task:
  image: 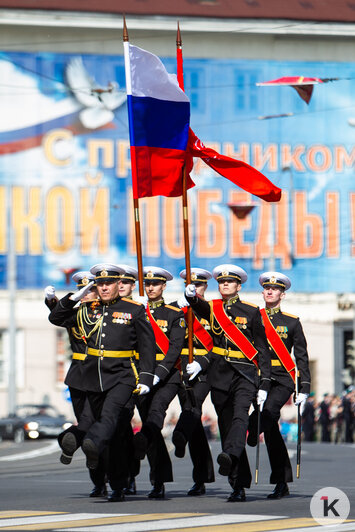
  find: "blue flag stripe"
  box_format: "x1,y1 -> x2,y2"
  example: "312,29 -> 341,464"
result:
128,95 -> 190,150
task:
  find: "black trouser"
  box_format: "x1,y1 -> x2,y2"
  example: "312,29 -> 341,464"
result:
249,381 -> 293,484
174,380 -> 214,483
86,383 -> 134,454
211,374 -> 256,489
137,381 -> 181,484
107,404 -> 139,490
68,387 -> 87,422
58,396 -> 106,489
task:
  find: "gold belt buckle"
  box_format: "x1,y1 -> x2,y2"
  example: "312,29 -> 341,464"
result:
225,348 -> 230,361
99,349 -> 104,360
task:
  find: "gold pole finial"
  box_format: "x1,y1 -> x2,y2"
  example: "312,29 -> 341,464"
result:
176,21 -> 182,48
123,15 -> 129,42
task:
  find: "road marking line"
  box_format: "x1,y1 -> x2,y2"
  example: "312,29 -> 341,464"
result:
0,441 -> 59,462
0,513 -> 201,530
0,513 -> 63,519
0,513 -> 128,528
162,517 -> 355,532
56,514 -> 285,532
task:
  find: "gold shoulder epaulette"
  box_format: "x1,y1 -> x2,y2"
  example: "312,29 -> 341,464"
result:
165,304 -> 181,312
240,300 -> 258,308
282,311 -> 298,319
122,297 -> 141,306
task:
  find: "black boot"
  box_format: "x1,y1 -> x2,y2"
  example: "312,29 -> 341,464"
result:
82,438 -> 99,470
89,485 -> 107,498
123,477 -> 136,495
107,489 -> 125,502
187,482 -> 206,496
217,452 -> 232,476
267,482 -> 289,499
148,482 -> 165,499
59,432 -> 77,465
227,486 -> 246,502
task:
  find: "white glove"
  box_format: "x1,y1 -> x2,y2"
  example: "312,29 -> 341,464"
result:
186,361 -> 202,380
257,389 -> 268,412
177,295 -> 189,309
136,383 -> 150,395
185,284 -> 196,297
44,285 -> 56,301
69,281 -> 95,302
135,295 -> 148,307
295,392 -> 309,415
153,375 -> 160,386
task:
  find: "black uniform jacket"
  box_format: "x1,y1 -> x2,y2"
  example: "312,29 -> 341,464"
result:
186,294 -> 271,392
46,297 -> 86,391
49,294 -> 156,392
169,300 -> 213,383
148,300 -> 186,384
263,308 -> 311,394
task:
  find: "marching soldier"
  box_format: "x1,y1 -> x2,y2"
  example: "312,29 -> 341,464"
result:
46,273 -> 108,497
185,264 -> 270,502
49,263 -> 156,502
170,268 -> 215,496
247,271 -> 311,499
111,264 -> 142,497
134,266 -> 186,499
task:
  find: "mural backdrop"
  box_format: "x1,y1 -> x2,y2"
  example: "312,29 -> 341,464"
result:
0,51 -> 354,292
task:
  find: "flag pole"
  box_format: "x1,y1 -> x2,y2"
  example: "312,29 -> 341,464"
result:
177,23 -> 193,365
123,16 -> 144,296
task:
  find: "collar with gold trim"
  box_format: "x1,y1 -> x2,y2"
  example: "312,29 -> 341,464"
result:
266,307 -> 280,315
148,299 -> 165,309
223,295 -> 240,306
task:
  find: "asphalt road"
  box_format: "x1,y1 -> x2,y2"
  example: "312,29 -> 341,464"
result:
0,438 -> 354,531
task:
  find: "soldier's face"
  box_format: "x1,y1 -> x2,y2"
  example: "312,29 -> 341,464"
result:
262,286 -> 285,308
144,280 -> 165,301
118,280 -> 135,297
193,282 -> 207,297
97,280 -> 120,302
218,279 -> 241,299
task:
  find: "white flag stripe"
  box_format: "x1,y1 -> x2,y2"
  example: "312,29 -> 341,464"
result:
123,41 -> 132,96
0,513 -> 132,527
60,514 -> 285,532
129,44 -> 189,103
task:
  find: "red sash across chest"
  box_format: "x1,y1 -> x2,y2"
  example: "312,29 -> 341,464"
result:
211,299 -> 258,367
146,305 -> 170,355
260,308 -> 296,382
181,306 -> 214,351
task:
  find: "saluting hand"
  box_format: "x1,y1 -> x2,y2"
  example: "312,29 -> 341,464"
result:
69,281 -> 95,302
44,285 -> 56,301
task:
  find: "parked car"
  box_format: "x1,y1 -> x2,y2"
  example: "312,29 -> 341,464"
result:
0,404 -> 72,443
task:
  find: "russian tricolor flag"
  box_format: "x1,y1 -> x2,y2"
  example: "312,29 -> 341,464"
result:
124,43 -> 193,198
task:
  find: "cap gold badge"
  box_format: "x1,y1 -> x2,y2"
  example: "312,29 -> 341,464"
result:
147,271 -> 154,279
82,277 -> 89,285
222,270 -> 229,277
101,269 -> 108,277
191,272 -> 197,281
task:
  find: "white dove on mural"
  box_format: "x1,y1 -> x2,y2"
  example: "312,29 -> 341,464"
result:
66,57 -> 126,129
